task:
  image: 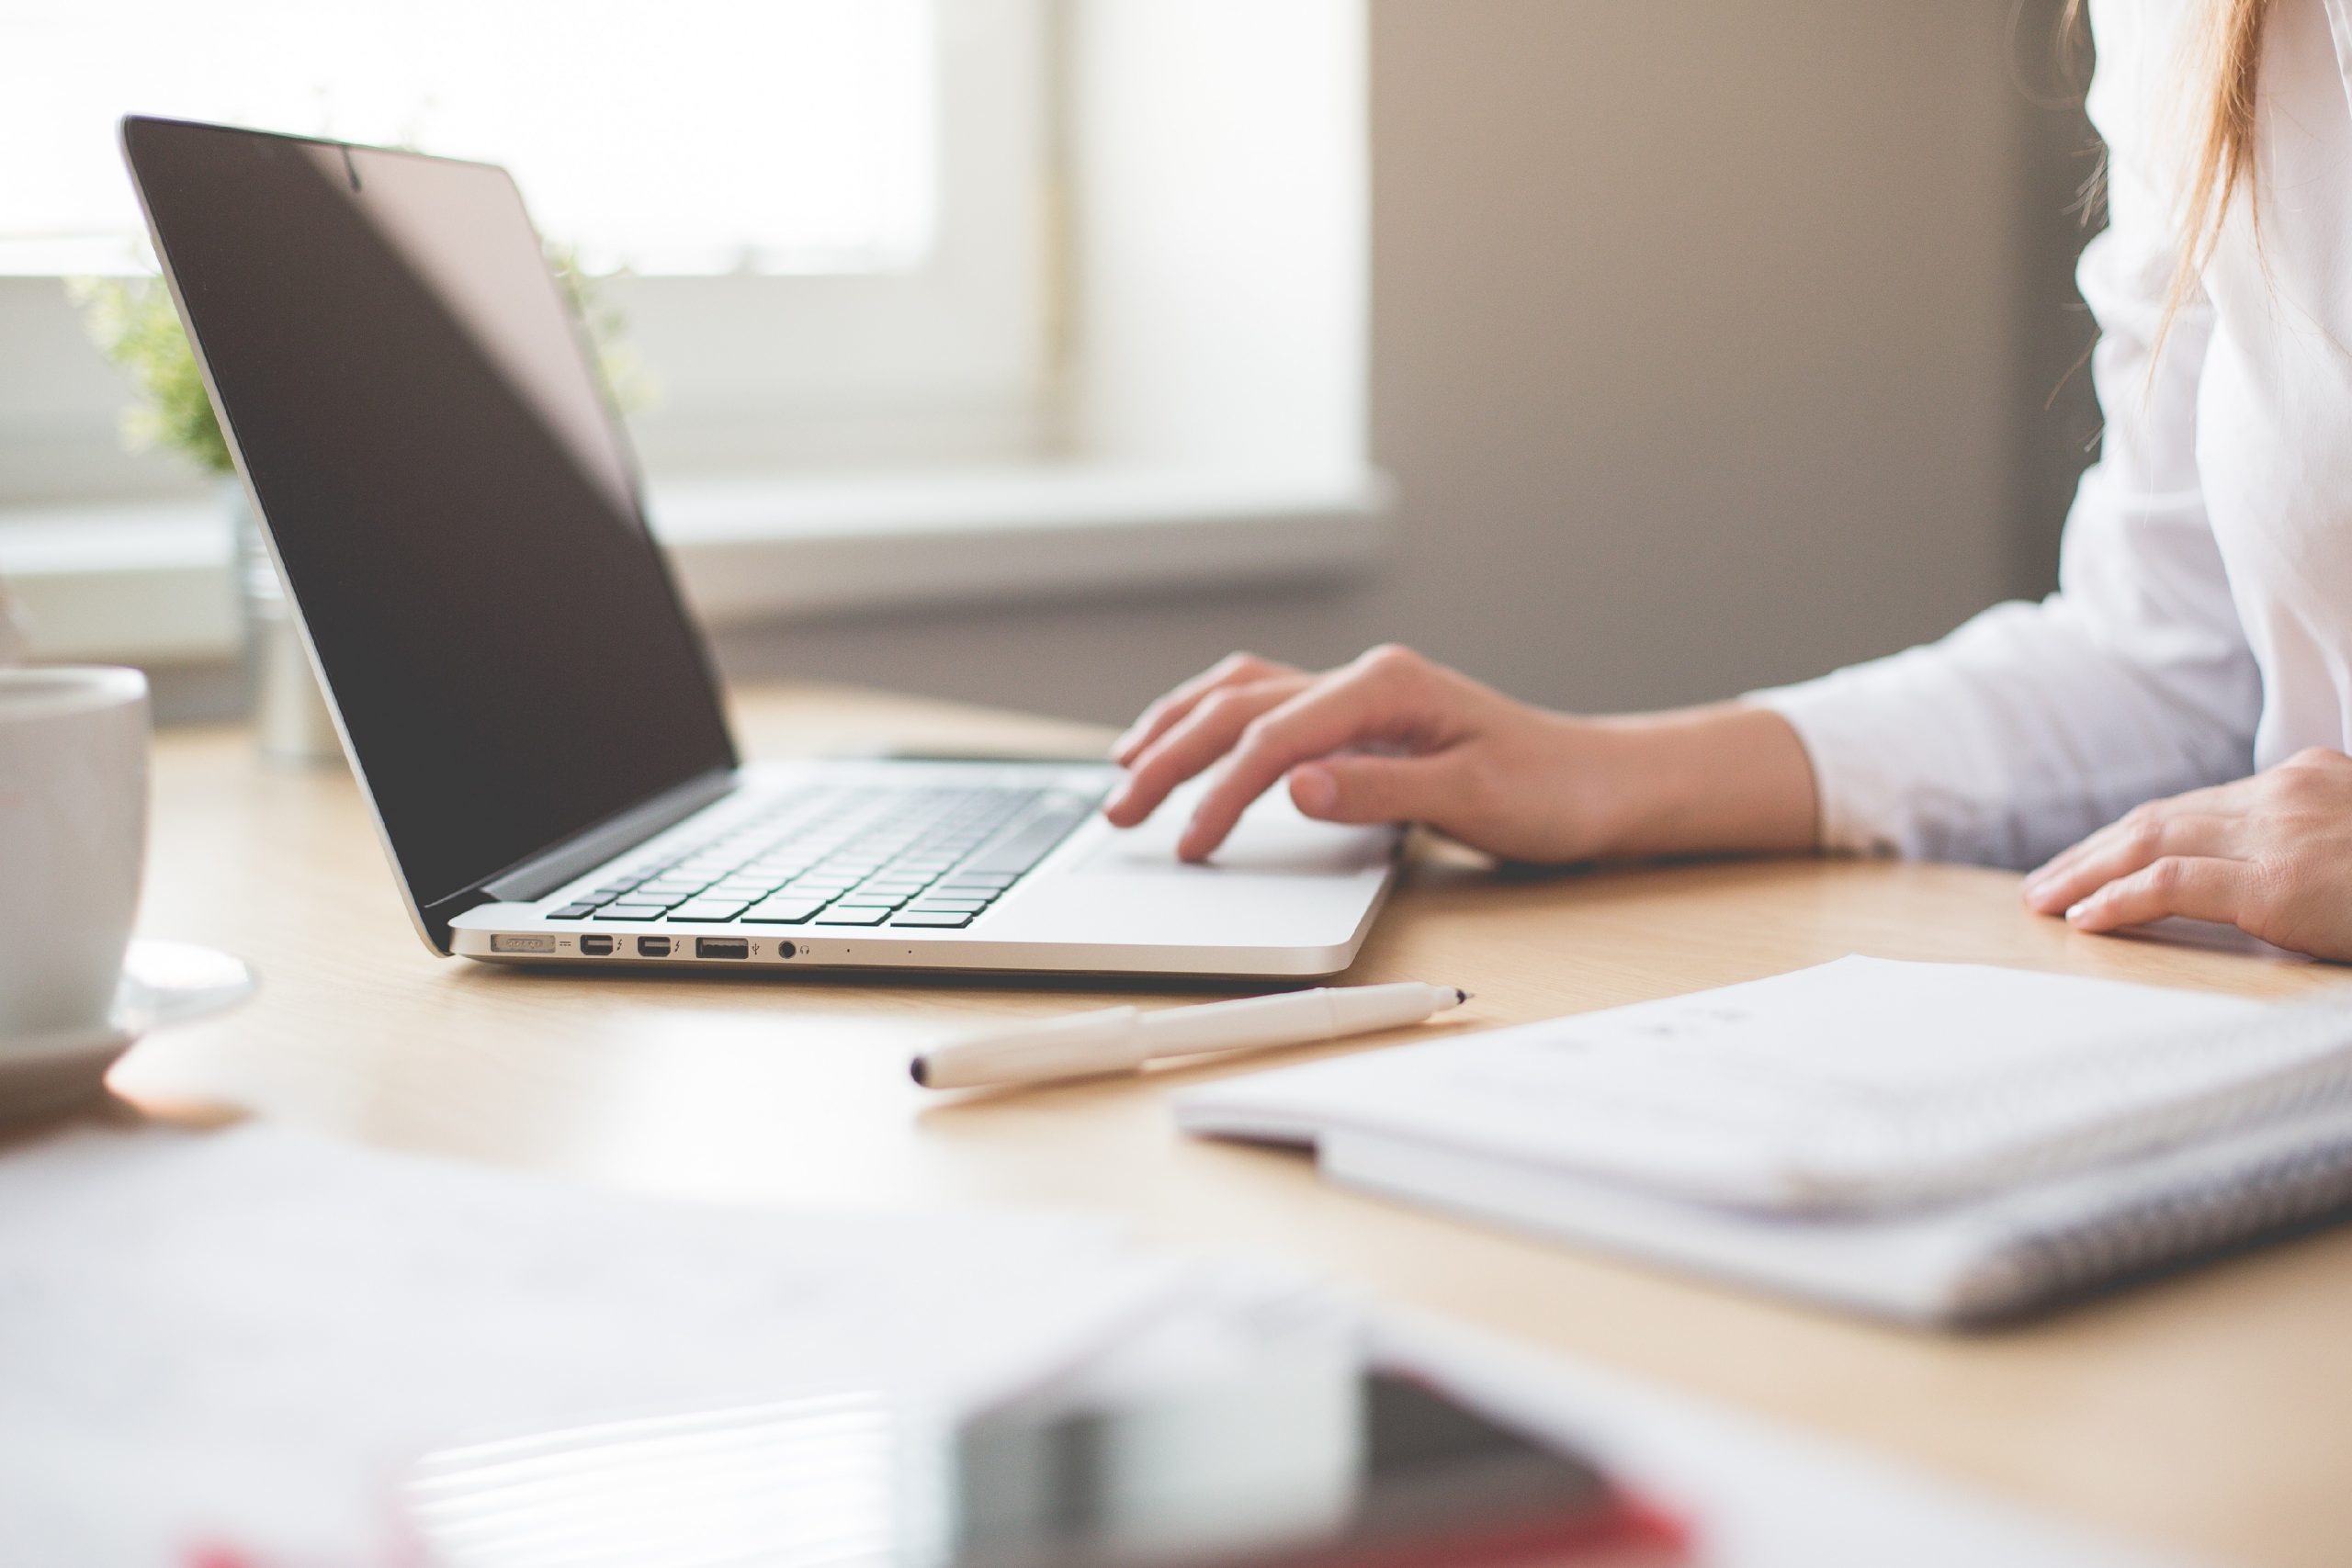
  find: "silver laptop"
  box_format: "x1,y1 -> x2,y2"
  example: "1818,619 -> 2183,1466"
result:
123,117 -> 1398,979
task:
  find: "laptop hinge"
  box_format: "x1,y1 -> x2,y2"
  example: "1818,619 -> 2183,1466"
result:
479,767 -> 739,907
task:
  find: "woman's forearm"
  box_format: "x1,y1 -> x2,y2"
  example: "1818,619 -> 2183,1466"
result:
1106,645 -> 1822,865
1582,703 -> 1821,860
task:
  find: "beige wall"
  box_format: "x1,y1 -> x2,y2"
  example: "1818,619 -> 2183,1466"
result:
714,1 -> 2098,729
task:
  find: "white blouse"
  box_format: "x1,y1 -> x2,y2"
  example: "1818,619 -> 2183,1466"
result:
1754,0 -> 2352,869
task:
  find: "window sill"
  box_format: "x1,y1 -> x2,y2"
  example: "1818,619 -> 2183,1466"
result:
0,465 -> 1392,665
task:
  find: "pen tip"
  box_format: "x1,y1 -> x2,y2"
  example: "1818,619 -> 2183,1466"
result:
909,1058 -> 930,1088
1453,988 -> 1470,1005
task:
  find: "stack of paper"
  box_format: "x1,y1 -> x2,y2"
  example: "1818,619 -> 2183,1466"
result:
1177,957 -> 2352,1325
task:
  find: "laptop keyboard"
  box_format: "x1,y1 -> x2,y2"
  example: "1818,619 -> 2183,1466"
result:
543,781 -> 1103,931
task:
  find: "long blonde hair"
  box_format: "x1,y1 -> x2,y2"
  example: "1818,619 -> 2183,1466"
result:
2065,0 -> 2272,351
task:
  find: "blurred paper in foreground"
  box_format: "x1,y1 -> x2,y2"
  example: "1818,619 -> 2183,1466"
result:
0,1123 -> 1186,1563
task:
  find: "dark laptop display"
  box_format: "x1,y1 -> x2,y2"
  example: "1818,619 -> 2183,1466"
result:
122,118 -> 734,937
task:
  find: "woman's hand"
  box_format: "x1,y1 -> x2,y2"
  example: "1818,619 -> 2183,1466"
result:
1103,646 -> 1606,863
1102,645 -> 1820,863
2022,748 -> 2352,960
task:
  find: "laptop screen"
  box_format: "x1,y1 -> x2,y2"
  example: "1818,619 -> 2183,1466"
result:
124,118 -> 736,922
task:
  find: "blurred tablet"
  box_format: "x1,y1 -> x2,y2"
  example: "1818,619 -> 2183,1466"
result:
950,1366 -> 1688,1568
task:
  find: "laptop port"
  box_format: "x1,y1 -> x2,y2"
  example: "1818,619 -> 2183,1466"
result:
695,937 -> 750,960
489,933 -> 557,953
636,935 -> 673,958
579,934 -> 615,956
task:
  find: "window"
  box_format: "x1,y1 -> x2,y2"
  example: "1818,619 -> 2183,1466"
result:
0,1 -> 1382,668
3,0 -> 939,277
0,0 -> 1049,500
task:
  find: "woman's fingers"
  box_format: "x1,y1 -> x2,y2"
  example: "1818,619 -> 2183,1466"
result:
2026,814 -> 2154,897
1178,649 -> 1444,861
1110,653 -> 1299,766
1103,676 -> 1306,827
1108,645 -> 1485,860
2022,811 -> 2242,915
2023,782 -> 2245,899
2064,855 -> 2252,933
1289,753 -> 1464,827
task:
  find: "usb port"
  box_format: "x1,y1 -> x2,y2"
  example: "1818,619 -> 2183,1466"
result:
579,934 -> 615,956
695,937 -> 750,960
636,935 -> 673,958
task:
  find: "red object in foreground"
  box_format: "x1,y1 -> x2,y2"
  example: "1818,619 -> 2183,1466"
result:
1242,1488 -> 1691,1568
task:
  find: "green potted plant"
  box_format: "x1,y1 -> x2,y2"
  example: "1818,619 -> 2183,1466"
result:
65,274 -> 236,477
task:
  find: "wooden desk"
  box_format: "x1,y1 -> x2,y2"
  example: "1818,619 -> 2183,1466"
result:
121,682 -> 2352,1568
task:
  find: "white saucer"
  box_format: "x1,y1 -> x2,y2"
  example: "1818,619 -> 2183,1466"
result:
0,940 -> 255,1122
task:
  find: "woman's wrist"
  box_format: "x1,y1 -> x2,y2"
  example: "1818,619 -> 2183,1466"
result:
1579,703 -> 1820,860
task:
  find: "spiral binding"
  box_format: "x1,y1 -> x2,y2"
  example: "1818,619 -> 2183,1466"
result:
1967,1118 -> 2352,1320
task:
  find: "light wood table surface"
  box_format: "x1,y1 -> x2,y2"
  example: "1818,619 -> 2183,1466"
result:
118,682 -> 2352,1568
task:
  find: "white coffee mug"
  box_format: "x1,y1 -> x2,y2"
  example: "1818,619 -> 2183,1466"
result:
0,667 -> 149,1042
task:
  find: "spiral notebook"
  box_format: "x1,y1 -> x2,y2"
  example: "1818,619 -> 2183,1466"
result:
1175,957 -> 2352,1325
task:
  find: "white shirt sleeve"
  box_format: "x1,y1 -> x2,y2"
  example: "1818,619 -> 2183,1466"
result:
1747,0 -> 2260,869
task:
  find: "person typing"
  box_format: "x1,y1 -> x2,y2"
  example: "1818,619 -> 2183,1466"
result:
1104,0 -> 2352,966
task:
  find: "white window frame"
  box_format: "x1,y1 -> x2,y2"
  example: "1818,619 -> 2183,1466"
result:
0,0 -> 1387,669
604,0 -> 1061,477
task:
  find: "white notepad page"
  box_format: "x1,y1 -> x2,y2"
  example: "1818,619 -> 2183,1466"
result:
1174,957 -> 2348,1213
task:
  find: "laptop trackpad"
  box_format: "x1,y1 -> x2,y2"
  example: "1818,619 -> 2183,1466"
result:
1070,782 -> 1396,878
